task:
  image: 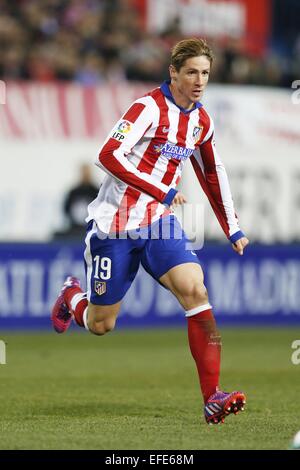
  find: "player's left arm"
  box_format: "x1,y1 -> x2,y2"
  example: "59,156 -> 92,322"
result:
231,236 -> 249,256
191,120 -> 249,254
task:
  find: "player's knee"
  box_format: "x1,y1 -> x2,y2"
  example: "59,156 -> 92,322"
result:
89,318 -> 116,336
179,281 -> 208,305
191,284 -> 208,306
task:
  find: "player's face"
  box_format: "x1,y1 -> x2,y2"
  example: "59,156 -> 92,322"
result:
169,55 -> 211,110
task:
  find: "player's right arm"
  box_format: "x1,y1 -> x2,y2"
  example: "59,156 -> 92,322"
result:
97,97 -> 177,207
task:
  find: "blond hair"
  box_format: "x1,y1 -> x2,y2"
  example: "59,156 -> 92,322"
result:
171,38 -> 214,71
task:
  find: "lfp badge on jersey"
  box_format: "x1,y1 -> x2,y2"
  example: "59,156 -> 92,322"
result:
118,120 -> 131,133
112,120 -> 132,142
193,126 -> 203,144
94,281 -> 106,296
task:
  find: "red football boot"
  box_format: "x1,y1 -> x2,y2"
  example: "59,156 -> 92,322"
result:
204,390 -> 246,424
51,276 -> 81,333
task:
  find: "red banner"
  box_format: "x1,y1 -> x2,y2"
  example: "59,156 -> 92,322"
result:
144,0 -> 271,56
225,0 -> 271,55
0,82 -> 151,140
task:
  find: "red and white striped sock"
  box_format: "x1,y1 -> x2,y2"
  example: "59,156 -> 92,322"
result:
186,304 -> 221,403
64,288 -> 88,328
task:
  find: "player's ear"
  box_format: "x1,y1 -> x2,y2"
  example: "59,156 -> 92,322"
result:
169,65 -> 177,81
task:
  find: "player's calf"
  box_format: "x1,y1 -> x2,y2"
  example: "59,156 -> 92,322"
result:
85,302 -> 120,336
88,317 -> 116,336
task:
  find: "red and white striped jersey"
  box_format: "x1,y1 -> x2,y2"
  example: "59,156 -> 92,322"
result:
87,81 -> 242,241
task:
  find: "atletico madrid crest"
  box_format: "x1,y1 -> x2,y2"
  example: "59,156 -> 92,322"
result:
94,280 -> 106,296
193,126 -> 203,143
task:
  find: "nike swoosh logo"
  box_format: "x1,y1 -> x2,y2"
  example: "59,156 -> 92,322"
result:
162,126 -> 170,133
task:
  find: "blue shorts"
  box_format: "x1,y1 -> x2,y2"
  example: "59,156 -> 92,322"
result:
84,215 -> 200,305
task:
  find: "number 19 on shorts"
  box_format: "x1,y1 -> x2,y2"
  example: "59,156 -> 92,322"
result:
93,256 -> 112,280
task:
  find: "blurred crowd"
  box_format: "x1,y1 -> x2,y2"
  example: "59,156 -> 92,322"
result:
0,0 -> 299,87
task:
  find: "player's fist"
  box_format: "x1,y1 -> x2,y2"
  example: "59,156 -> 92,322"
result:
232,236 -> 249,256
170,191 -> 187,208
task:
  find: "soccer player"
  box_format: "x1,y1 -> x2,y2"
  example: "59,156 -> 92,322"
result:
52,38 -> 249,425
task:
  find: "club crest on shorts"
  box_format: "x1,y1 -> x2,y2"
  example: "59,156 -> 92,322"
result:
94,280 -> 106,296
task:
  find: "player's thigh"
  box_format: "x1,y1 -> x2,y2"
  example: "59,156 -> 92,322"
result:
84,222 -> 142,305
142,216 -> 204,285
159,262 -> 204,293
141,216 -> 208,309
159,262 -> 208,309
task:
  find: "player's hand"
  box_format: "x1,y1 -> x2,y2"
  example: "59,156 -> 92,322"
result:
232,236 -> 249,256
170,192 -> 187,208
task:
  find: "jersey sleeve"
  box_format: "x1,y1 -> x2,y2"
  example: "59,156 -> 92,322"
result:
96,97 -> 177,206
191,116 -> 244,242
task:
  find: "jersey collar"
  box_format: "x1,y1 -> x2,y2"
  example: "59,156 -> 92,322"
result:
160,80 -> 203,114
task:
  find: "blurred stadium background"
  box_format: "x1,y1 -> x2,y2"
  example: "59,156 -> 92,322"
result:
0,0 -> 300,450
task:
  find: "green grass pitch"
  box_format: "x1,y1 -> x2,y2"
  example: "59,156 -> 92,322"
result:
0,327 -> 299,450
